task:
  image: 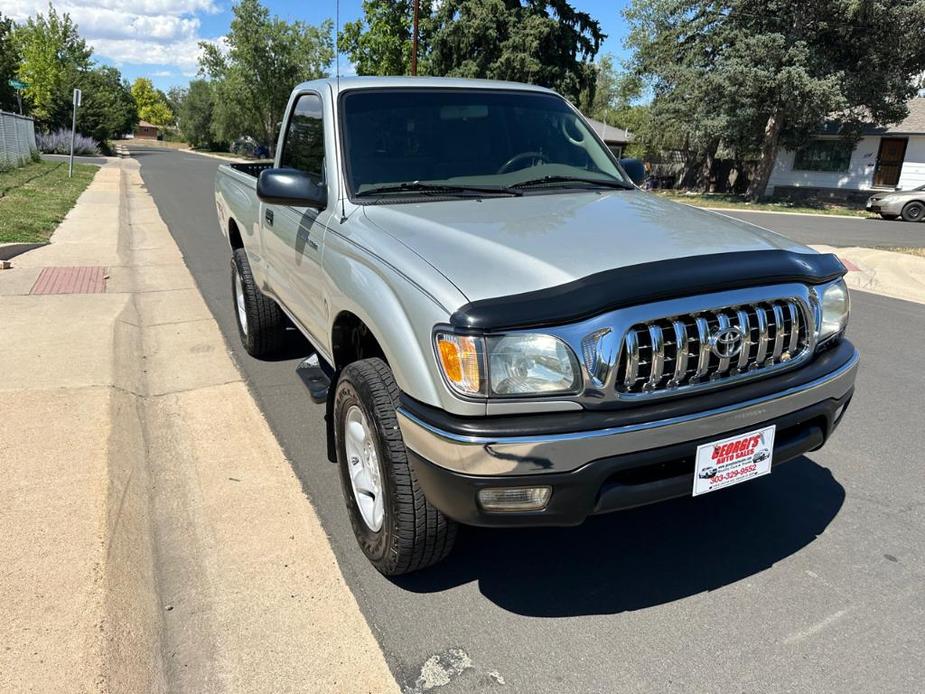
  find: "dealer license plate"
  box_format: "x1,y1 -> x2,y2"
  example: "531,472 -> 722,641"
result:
692,425 -> 776,497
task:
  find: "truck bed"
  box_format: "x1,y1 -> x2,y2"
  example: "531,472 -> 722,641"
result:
229,161 -> 274,178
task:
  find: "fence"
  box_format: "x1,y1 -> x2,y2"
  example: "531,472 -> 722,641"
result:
0,111 -> 37,170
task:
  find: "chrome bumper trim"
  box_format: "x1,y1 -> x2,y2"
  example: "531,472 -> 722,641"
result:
398,349 -> 859,476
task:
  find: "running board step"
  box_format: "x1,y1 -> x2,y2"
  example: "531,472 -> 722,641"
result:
296,354 -> 331,403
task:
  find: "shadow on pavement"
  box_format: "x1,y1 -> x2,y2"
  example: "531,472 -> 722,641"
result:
393,457 -> 843,617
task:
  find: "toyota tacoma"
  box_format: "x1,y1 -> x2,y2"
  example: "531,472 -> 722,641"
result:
215,77 -> 859,575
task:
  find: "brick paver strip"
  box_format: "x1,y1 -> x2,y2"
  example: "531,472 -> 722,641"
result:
30,266 -> 107,295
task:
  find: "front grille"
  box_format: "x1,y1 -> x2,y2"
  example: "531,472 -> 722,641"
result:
615,298 -> 811,396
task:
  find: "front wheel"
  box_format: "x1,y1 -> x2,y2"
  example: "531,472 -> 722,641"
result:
334,358 -> 457,575
901,201 -> 925,222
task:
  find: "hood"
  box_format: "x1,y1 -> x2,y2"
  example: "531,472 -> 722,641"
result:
362,189 -> 810,303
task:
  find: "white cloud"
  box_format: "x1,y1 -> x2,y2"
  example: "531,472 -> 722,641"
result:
1,0 -> 222,70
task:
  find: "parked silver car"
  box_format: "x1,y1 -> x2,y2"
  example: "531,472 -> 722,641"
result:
866,184 -> 925,222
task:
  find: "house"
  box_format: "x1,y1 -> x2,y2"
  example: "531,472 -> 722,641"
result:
769,98 -> 925,201
582,116 -> 634,158
133,121 -> 160,139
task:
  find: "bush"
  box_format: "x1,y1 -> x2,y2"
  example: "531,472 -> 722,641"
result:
36,129 -> 101,156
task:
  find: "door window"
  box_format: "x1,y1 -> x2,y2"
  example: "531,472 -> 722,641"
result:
279,93 -> 325,182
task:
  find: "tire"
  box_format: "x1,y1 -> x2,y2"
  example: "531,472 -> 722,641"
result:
880,213 -> 899,221
901,201 -> 925,222
334,358 -> 457,575
231,248 -> 285,357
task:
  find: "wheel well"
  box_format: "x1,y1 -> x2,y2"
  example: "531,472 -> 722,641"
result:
228,218 -> 243,250
325,312 -> 388,463
331,311 -> 387,370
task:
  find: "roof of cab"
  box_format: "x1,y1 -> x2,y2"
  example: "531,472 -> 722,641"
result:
292,75 -> 559,96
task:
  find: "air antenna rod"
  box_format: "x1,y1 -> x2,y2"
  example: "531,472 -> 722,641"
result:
335,0 -> 346,222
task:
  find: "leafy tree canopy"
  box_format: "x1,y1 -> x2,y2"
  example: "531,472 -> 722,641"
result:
0,14 -> 20,112
340,0 -> 434,76
199,0 -> 333,147
77,66 -> 136,142
425,0 -> 604,106
179,80 -> 218,149
625,0 -> 925,198
12,4 -> 91,128
131,77 -> 174,127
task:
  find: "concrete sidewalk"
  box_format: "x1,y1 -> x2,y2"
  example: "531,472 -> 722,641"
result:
0,158 -> 398,692
811,244 -> 925,305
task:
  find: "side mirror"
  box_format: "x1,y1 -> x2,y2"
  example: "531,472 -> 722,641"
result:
619,158 -> 646,187
257,168 -> 327,209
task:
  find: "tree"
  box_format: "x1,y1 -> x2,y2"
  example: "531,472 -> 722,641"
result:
425,0 -> 604,106
178,80 -> 216,148
76,67 -> 136,142
625,0 -> 925,199
0,14 -> 20,112
166,86 -> 187,117
13,4 -> 92,128
340,0 -> 433,76
199,0 -> 333,147
131,77 -> 174,126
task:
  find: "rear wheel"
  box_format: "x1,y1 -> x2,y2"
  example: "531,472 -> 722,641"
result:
334,358 -> 457,575
901,201 -> 925,222
231,248 -> 285,357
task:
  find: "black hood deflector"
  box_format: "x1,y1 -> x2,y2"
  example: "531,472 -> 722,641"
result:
449,250 -> 846,331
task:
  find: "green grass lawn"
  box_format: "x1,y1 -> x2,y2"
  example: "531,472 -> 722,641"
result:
0,160 -> 97,244
655,191 -> 874,219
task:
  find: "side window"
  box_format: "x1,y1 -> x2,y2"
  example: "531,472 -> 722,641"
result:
279,93 -> 325,182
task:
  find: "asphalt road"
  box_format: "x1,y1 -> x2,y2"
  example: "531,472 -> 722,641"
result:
718,209 -> 925,249
136,147 -> 924,693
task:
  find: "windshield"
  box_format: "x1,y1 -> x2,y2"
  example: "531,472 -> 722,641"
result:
340,88 -> 630,198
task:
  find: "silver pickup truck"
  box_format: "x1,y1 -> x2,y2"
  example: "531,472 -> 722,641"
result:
215,76 -> 859,575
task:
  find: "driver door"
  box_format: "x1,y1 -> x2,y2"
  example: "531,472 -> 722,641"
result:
262,92 -> 332,346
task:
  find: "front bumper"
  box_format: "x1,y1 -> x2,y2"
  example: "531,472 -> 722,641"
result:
398,342 -> 858,527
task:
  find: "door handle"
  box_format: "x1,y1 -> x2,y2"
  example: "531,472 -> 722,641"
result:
264,208 -> 274,227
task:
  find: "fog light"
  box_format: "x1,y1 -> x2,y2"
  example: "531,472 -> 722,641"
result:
478,486 -> 552,512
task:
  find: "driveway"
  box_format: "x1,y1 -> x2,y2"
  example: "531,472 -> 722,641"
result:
136,148 -> 924,692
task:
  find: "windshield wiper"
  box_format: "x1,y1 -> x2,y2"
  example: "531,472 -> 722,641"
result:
511,175 -> 634,191
356,181 -> 522,198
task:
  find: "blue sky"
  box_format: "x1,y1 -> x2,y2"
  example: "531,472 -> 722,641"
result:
1,0 -> 633,92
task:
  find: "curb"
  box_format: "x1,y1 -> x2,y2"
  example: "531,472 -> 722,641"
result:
178,148 -> 247,163
699,206 -> 873,221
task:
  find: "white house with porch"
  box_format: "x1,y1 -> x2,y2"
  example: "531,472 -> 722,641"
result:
768,97 -> 925,200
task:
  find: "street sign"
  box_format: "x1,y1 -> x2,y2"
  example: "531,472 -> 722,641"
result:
8,79 -> 27,90
69,88 -> 82,177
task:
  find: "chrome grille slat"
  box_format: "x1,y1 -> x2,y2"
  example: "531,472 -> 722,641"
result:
670,320 -> 688,386
623,329 -> 639,389
771,304 -> 785,360
735,309 -> 751,372
615,296 -> 812,397
787,302 -> 800,355
692,316 -> 711,382
646,324 -> 665,390
754,307 -> 769,365
714,313 -> 732,375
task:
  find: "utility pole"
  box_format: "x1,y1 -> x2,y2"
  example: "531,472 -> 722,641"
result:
411,0 -> 419,76
69,88 -> 81,178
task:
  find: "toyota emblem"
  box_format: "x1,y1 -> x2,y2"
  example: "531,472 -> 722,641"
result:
709,325 -> 745,359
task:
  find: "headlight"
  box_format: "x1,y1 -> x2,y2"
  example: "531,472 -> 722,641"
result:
434,331 -> 581,397
487,334 -> 581,396
818,279 -> 850,342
